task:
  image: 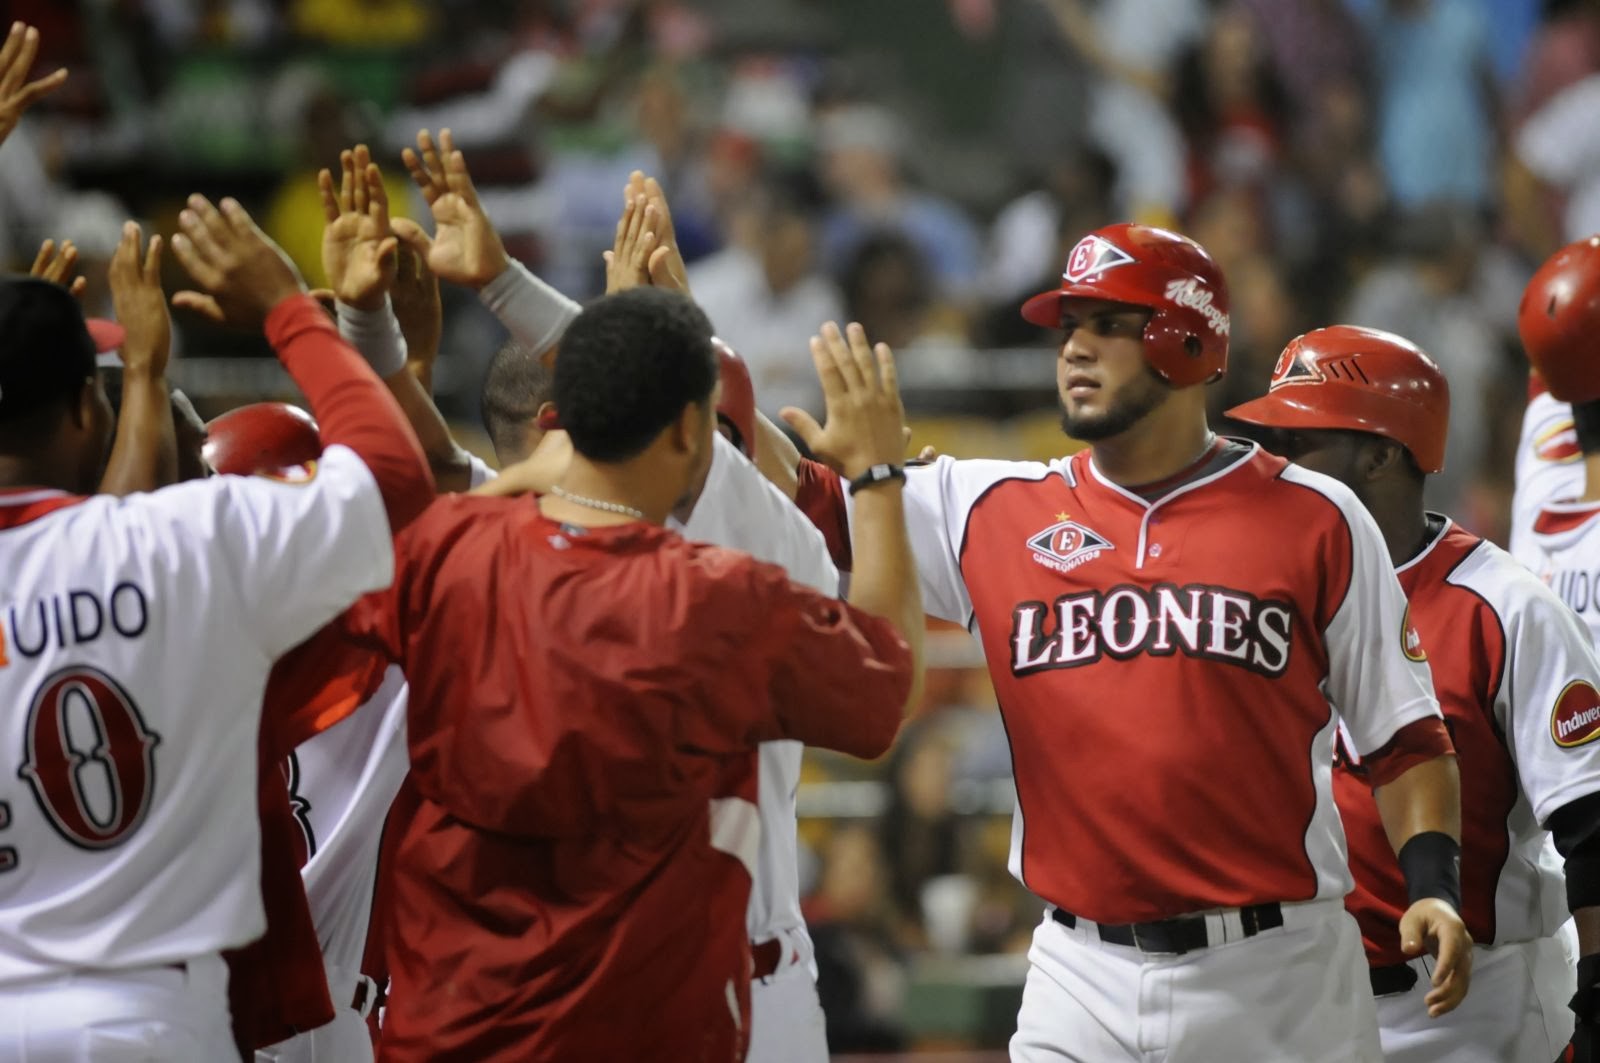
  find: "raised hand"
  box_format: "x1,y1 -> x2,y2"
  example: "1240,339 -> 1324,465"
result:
781,321 -> 908,479
0,23 -> 67,148
401,128 -> 509,289
29,238 -> 85,298
631,171 -> 691,294
603,192 -> 660,295
107,222 -> 170,379
390,217 -> 443,386
319,144 -> 399,311
170,195 -> 306,327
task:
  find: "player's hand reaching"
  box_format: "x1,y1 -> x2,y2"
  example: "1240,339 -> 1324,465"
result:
30,238 -> 86,298
633,171 -> 692,295
603,191 -> 661,295
390,217 -> 444,386
402,128 -> 510,290
0,22 -> 67,148
107,222 -> 170,380
1398,898 -> 1473,1017
171,195 -> 305,327
782,321 -> 908,481
319,144 -> 399,312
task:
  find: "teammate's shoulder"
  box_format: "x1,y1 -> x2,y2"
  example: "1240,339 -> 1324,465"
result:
913,453 -> 1057,496
1446,529 -> 1571,617
1266,459 -> 1370,523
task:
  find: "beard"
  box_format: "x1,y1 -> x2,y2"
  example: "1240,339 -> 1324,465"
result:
1059,366 -> 1171,442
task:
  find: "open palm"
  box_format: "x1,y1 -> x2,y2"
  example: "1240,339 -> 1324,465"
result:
319,145 -> 397,311
402,128 -> 508,289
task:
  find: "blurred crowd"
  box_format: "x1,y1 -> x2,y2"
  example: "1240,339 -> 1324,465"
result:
8,0 -> 1599,1050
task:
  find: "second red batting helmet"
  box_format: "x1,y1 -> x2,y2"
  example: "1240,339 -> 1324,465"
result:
1225,325 -> 1449,473
713,338 -> 756,458
1021,222 -> 1230,388
203,402 -> 323,476
1518,235 -> 1600,404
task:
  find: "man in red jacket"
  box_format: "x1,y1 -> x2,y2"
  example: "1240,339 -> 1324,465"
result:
340,286 -> 923,1061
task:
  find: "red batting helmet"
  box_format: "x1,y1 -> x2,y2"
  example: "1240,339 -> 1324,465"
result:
1518,235 -> 1600,404
1021,222 -> 1230,388
712,338 -> 756,458
1225,325 -> 1449,473
203,402 -> 323,476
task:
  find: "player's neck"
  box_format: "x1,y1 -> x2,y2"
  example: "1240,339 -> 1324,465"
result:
1581,453 -> 1600,503
0,455 -> 81,495
1088,408 -> 1215,488
1363,483 -> 1431,567
539,457 -> 675,527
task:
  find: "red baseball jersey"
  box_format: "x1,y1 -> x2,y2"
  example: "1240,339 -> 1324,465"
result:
1336,518 -> 1599,966
852,443 -> 1441,924
337,495 -> 912,1062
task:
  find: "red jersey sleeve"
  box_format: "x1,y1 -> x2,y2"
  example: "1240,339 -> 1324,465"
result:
695,548 -> 912,760
794,458 -> 852,571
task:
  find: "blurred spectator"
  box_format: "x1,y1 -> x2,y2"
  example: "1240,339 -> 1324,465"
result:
1210,253 -> 1308,442
1034,0 -> 1203,221
979,145 -> 1118,307
688,172 -> 841,417
805,825 -> 909,1054
1514,0 -> 1600,121
879,715 -> 967,951
290,0 -> 433,47
1236,0 -> 1366,128
1172,4 -> 1289,202
840,231 -> 935,354
816,103 -> 981,296
1342,201 -> 1527,520
1510,70 -> 1600,254
1353,0 -> 1500,210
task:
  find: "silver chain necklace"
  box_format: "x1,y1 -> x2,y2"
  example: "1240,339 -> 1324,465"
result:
548,484 -> 645,520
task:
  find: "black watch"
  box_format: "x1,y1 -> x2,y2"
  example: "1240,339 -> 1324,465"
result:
848,463 -> 907,495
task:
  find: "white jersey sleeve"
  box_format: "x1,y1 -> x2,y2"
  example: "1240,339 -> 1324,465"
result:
147,444 -> 396,659
1463,545 -> 1600,824
466,452 -> 497,491
1281,465 -> 1442,755
1510,391 -> 1586,572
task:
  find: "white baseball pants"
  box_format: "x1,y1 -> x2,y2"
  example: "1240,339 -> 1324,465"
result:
1373,935 -> 1573,1062
748,962 -> 829,1063
0,952 -> 234,1061
1011,899 -> 1382,1062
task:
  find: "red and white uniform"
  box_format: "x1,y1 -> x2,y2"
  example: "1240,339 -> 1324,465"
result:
335,491 -> 910,1062
677,435 -> 837,1062
1338,517 -> 1595,1060
1510,384 -> 1584,574
812,441 -> 1443,1060
0,451 -> 394,1059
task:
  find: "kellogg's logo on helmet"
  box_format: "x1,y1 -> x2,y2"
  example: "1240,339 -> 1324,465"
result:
1164,279 -> 1229,338
1064,234 -> 1136,284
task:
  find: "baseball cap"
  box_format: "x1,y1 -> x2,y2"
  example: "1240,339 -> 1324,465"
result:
0,277 -> 125,420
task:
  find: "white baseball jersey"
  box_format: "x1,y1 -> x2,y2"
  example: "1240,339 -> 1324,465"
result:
676,433 -> 838,965
1510,387 -> 1584,573
0,447 -> 393,985
843,443 -> 1440,922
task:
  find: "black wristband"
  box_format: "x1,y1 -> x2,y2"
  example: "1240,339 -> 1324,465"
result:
1397,831 -> 1461,909
848,463 -> 906,495
1574,954 -> 1600,1021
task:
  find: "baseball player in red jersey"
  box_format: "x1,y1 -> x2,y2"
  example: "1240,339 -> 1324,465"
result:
0,194 -> 433,1060
1229,324 -> 1600,1061
328,287 -> 921,1061
786,223 -> 1471,1060
1507,236 -> 1600,1062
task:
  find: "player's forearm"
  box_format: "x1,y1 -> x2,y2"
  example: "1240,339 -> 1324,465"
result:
753,410 -> 801,500
267,293 -> 435,529
384,367 -> 474,494
98,368 -> 178,495
478,259 -> 579,353
844,485 -> 925,714
1374,755 -> 1462,850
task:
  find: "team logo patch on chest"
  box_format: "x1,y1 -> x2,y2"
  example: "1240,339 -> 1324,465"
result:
1027,517 -> 1113,574
1552,681 -> 1600,748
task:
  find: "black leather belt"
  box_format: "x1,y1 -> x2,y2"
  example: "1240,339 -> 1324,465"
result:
1050,902 -> 1284,955
1368,963 -> 1419,997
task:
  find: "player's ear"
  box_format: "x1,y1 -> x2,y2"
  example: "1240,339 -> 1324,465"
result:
1363,439 -> 1405,483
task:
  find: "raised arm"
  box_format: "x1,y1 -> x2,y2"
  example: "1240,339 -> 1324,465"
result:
170,193 -> 434,530
0,22 -> 66,150
98,223 -> 177,494
319,142 -> 477,492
